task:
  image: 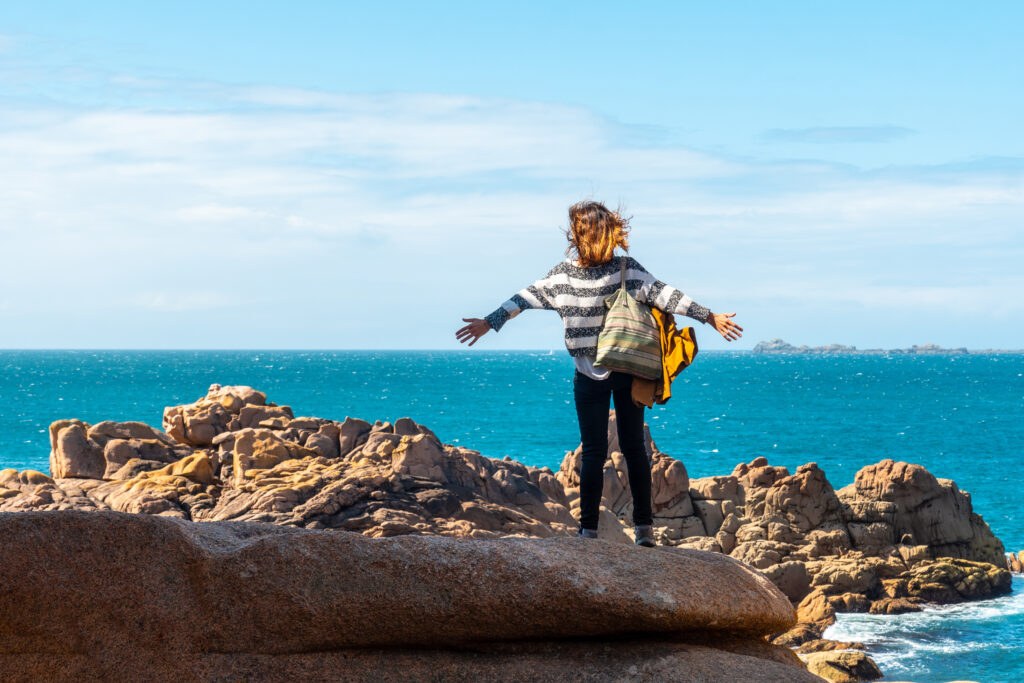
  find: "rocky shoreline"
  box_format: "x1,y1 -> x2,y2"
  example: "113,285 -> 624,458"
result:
0,384 -> 1016,682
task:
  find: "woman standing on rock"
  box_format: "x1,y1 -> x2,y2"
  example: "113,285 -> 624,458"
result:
455,201 -> 743,546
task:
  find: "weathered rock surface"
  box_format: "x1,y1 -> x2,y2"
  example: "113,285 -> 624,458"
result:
0,510 -> 811,682
1,384 -> 1013,682
839,459 -> 1005,565
48,418 -> 194,480
1007,550 -> 1023,573
800,649 -> 883,682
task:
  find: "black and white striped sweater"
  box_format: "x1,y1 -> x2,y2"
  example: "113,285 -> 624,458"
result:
484,256 -> 711,358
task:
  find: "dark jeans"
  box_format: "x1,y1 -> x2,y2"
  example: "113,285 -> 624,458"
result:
573,369 -> 653,530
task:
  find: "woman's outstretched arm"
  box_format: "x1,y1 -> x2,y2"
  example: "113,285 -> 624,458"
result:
456,275 -> 555,347
630,258 -> 743,342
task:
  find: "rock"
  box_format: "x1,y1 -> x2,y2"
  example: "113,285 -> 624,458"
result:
107,458 -> 169,480
885,557 -> 1012,603
800,650 -> 883,682
797,588 -> 837,625
5,385 -> 1016,683
762,560 -> 812,602
763,463 -> 844,533
0,469 -> 106,513
225,428 -> 319,485
772,622 -> 824,648
827,592 -> 871,613
162,384 -> 283,446
803,527 -> 854,557
337,416 -> 373,456
676,536 -> 723,553
694,498 -> 726,536
88,453 -> 218,518
847,459 -> 1005,565
736,521 -> 767,543
732,456 -> 790,489
808,557 -> 881,596
203,431 -> 579,541
869,597 -> 923,615
690,475 -> 742,503
1008,551 -> 1024,573
731,540 -> 794,570
49,421 -> 104,479
795,639 -> 867,654
897,542 -> 932,566
0,510 -> 815,682
48,418 -> 192,481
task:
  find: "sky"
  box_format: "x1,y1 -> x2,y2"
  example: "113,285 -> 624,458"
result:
1,1 -> 1021,350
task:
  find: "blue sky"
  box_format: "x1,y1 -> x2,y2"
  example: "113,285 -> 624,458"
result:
1,1 -> 1021,350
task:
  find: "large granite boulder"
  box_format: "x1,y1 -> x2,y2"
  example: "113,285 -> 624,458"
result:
840,458 -> 1005,566
48,419 -> 193,480
0,510 -> 813,682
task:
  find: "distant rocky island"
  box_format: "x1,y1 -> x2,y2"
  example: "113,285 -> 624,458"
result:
752,338 -> 987,355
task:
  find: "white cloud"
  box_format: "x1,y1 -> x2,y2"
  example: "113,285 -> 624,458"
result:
124,290 -> 240,312
0,72 -> 1021,347
176,205 -> 267,223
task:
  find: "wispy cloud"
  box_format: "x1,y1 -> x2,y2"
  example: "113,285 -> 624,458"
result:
0,65 -> 1021,348
762,125 -> 915,144
125,290 -> 241,312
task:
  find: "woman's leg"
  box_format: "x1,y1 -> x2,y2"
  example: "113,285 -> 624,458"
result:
610,372 -> 654,527
573,370 -> 612,531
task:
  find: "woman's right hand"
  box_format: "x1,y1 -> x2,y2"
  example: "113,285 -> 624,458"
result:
707,311 -> 743,341
456,317 -> 492,346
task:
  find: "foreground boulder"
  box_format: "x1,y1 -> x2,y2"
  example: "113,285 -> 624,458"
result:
0,384 -> 1012,681
0,510 -> 813,682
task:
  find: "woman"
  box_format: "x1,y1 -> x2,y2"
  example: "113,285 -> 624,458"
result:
455,201 -> 743,547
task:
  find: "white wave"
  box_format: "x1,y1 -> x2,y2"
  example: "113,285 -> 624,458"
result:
823,576 -> 1024,680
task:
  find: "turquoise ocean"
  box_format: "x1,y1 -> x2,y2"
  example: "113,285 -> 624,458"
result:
1,350 -> 1022,682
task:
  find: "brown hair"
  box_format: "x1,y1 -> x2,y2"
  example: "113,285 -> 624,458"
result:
564,200 -> 631,267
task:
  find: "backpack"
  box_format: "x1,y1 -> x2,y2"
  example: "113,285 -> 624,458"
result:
593,257 -> 663,380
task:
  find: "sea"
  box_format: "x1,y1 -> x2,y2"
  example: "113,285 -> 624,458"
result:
1,349 -> 1022,682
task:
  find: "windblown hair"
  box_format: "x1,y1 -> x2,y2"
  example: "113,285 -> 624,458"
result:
564,200 -> 631,267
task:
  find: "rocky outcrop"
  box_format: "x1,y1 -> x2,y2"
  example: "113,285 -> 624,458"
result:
1,384 -> 1013,682
800,650 -> 883,682
48,418 -> 194,479
1008,550 -> 1024,573
0,510 -> 812,682
839,459 -> 1005,565
3,385 -> 580,542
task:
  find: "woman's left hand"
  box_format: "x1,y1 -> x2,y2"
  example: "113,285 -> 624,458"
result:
455,317 -> 491,346
708,312 -> 743,341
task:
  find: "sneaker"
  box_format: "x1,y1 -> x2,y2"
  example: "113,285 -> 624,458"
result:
577,527 -> 598,539
634,525 -> 656,548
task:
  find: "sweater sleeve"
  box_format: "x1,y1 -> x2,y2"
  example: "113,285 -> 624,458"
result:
484,276 -> 556,333
630,258 -> 711,324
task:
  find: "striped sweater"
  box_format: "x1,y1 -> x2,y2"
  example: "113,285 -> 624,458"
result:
484,256 -> 711,358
